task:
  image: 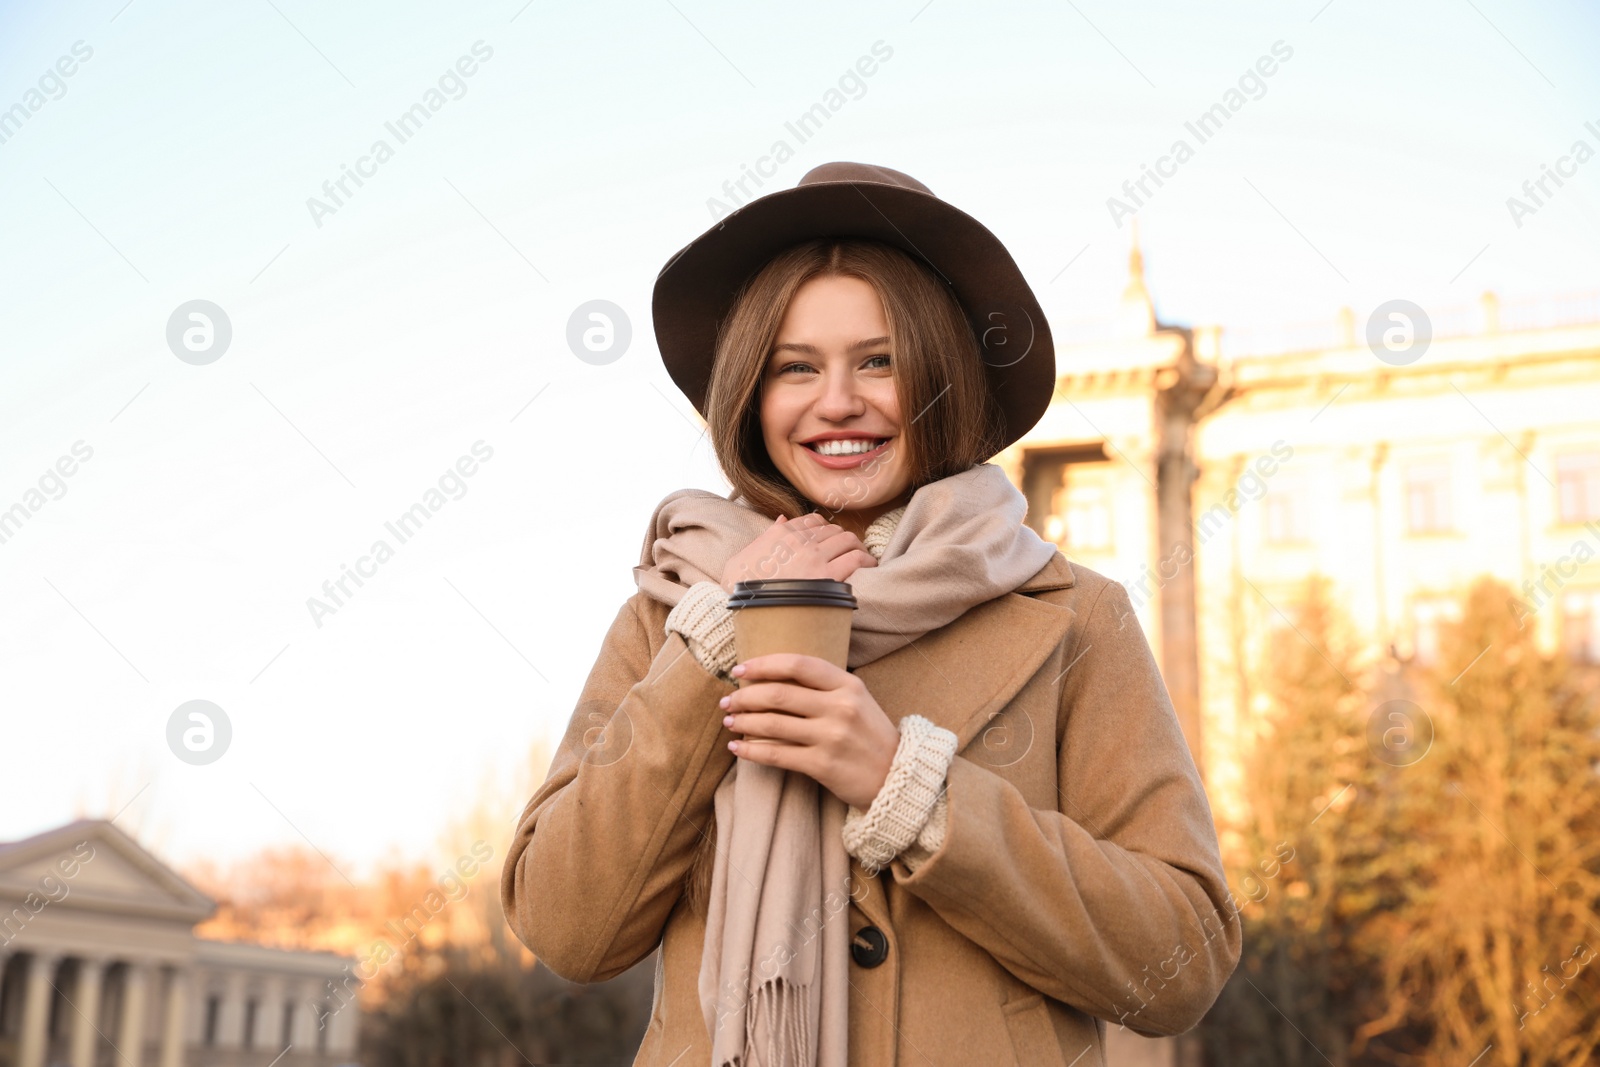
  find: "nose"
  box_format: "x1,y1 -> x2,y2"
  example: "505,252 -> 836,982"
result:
813,365 -> 865,421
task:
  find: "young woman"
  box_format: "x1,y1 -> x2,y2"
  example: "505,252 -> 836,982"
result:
501,162 -> 1240,1067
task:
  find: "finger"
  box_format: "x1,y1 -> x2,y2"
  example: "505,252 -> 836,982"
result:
792,520 -> 841,544
730,736 -> 803,768
827,551 -> 876,582
725,710 -> 818,745
726,680 -> 823,718
749,521 -> 804,565
735,653 -> 851,692
811,530 -> 865,557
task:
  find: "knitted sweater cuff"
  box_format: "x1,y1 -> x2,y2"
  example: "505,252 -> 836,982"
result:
841,715 -> 956,876
900,792 -> 948,873
664,580 -> 737,682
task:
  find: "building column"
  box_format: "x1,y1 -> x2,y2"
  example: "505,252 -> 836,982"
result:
289,985 -> 322,1049
327,988 -> 360,1054
71,956 -> 108,1067
253,975 -> 285,1050
1370,441 -> 1391,645
159,967 -> 189,1067
1155,341 -> 1218,772
118,960 -> 149,1067
214,971 -> 246,1048
18,951 -> 62,1067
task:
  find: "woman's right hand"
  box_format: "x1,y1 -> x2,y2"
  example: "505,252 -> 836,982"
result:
720,513 -> 877,594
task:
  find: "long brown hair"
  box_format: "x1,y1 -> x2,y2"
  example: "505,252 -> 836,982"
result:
703,237 -> 1006,522
682,238 -> 1005,919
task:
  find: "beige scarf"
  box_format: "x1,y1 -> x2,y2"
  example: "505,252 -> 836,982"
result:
633,461 -> 1057,1067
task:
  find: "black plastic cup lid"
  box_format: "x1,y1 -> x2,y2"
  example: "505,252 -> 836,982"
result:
727,578 -> 857,611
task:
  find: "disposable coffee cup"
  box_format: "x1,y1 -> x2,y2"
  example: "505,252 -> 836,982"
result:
726,580 -> 857,742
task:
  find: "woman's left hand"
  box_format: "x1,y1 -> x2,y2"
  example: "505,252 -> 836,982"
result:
720,653 -> 901,811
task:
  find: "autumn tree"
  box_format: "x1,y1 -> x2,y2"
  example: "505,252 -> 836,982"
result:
361,943 -> 655,1066
1202,573 -> 1391,1066
1353,577 -> 1600,1066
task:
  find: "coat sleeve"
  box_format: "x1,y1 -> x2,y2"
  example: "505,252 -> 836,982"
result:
887,577 -> 1242,1036
500,592 -> 737,983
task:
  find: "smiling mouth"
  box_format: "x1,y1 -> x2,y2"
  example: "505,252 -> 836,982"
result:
803,437 -> 892,456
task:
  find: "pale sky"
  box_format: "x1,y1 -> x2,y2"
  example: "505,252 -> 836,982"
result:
3,0 -> 1598,876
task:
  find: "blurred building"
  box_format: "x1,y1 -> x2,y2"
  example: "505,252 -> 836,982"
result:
994,240 -> 1600,1067
0,819 -> 358,1067
996,236 -> 1600,823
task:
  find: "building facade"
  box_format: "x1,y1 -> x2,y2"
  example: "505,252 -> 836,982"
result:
0,819 -> 358,1067
994,239 -> 1600,828
991,246 -> 1600,1067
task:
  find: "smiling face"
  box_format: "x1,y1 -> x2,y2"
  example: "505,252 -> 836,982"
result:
759,274 -> 914,530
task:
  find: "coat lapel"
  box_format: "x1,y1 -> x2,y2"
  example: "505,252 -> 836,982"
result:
852,553 -> 1077,752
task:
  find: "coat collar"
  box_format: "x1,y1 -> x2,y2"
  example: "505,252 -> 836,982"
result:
1016,550 -> 1075,593
853,551 -> 1077,752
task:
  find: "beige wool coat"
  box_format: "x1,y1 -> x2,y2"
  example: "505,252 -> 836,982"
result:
501,551 -> 1242,1066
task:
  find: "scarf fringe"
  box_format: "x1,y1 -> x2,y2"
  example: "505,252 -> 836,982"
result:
717,976 -> 812,1067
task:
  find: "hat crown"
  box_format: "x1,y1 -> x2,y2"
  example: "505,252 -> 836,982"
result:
796,161 -> 934,197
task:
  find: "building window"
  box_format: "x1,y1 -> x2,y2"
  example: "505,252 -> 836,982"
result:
1561,589 -> 1600,663
1405,461 -> 1453,534
1044,465 -> 1112,551
204,995 -> 221,1046
283,1000 -> 296,1046
244,998 -> 258,1046
1263,478 -> 1310,545
1557,452 -> 1600,524
1065,483 -> 1112,550
1021,445 -> 1111,544
1411,596 -> 1459,666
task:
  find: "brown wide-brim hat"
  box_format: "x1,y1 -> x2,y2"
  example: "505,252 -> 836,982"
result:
652,161 -> 1055,455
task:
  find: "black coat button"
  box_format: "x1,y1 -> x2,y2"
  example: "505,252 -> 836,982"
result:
851,925 -> 889,968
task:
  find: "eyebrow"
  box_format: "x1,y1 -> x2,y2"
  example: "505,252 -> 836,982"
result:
770,336 -> 891,356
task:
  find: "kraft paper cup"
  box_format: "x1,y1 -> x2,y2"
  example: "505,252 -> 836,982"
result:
726,578 -> 857,745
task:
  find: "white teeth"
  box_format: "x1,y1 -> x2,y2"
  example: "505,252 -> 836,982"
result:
811,438 -> 883,456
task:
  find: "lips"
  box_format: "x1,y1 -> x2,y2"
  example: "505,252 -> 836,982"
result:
801,438 -> 893,470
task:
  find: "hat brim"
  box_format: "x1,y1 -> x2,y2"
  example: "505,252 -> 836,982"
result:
651,179 -> 1054,455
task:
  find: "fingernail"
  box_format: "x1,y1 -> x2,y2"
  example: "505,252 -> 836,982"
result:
722,715 -> 733,727
731,664 -> 746,677
728,740 -> 739,752
718,695 -> 730,708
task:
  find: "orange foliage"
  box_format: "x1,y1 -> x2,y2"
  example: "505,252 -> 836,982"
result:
185,845 -> 499,995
